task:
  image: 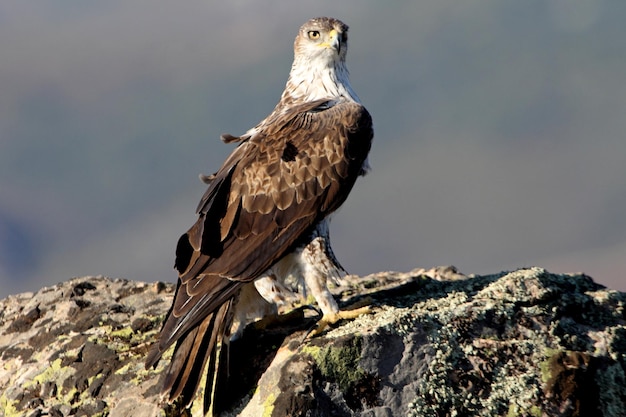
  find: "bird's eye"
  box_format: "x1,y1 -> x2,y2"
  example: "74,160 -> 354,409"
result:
308,30 -> 320,40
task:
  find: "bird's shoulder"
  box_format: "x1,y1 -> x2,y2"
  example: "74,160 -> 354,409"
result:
230,100 -> 369,199
219,98 -> 371,147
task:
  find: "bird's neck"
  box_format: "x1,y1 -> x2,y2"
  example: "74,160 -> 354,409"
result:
278,58 -> 360,107
243,57 -> 360,139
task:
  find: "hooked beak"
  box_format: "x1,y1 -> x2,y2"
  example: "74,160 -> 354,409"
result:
320,29 -> 341,54
329,29 -> 341,53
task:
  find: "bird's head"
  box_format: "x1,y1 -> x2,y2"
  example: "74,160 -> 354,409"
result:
279,17 -> 359,105
294,17 -> 349,66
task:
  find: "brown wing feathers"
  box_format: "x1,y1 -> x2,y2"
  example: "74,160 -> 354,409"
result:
147,99 -> 373,412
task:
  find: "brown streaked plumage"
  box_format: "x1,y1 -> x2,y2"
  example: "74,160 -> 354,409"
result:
146,17 -> 373,415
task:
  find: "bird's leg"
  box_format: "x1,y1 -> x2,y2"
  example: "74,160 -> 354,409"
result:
303,267 -> 372,337
245,275 -> 319,332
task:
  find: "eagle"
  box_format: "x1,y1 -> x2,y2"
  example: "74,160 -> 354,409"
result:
146,16 -> 373,415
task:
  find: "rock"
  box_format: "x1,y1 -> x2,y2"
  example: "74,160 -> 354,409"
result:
0,277 -> 171,417
1,267 -> 625,417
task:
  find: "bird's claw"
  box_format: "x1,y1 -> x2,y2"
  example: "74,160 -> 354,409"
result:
306,304 -> 372,338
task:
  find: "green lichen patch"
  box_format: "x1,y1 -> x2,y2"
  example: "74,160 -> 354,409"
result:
303,336 -> 380,410
305,337 -> 366,392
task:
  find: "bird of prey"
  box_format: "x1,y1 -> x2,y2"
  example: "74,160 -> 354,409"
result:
146,16 -> 373,415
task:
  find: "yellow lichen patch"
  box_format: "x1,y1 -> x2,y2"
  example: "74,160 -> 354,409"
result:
62,386 -> 80,405
23,358 -> 65,389
110,326 -> 135,339
0,394 -> 20,417
530,405 -> 542,416
506,403 -> 519,417
115,361 -> 157,386
506,401 -> 543,417
87,325 -> 113,343
3,356 -> 21,372
262,392 -> 276,417
114,362 -> 135,376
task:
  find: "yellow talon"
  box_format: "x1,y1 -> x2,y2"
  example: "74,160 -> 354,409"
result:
308,301 -> 373,337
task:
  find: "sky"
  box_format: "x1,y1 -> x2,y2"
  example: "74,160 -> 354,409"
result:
1,0 -> 625,297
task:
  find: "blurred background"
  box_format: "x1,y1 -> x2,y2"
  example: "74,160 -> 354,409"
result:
1,1 -> 625,297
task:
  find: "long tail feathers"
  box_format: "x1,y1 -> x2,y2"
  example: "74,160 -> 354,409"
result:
149,299 -> 234,415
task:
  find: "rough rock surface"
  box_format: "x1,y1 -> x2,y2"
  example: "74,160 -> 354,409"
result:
1,267 -> 625,417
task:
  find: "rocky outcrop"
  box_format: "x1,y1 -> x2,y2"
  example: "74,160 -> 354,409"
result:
1,267 -> 625,417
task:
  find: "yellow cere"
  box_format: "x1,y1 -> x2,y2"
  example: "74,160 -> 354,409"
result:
319,29 -> 338,49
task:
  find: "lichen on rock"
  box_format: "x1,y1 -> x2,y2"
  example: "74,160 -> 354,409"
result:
236,267 -> 626,417
1,267 -> 625,417
0,276 -> 174,417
